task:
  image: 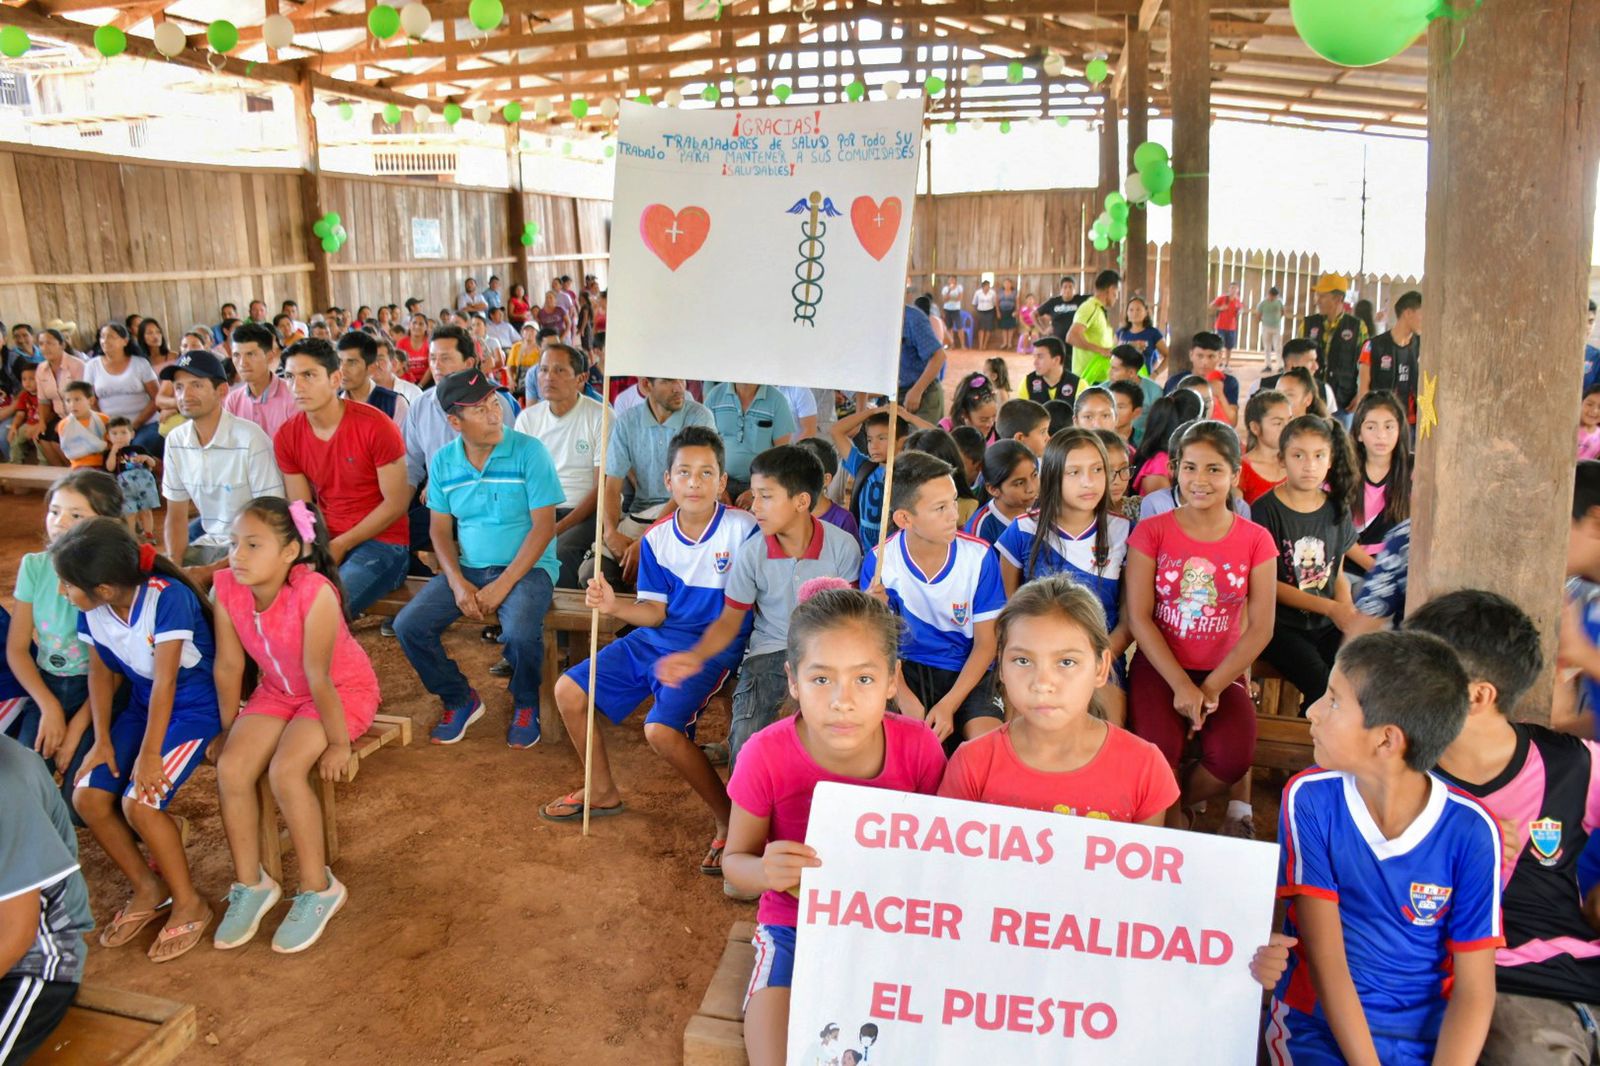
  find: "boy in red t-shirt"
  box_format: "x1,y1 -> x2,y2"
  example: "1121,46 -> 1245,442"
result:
1,363 -> 49,465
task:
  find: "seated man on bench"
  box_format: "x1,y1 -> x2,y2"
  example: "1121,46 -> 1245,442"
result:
394,370 -> 563,748
0,733 -> 92,1062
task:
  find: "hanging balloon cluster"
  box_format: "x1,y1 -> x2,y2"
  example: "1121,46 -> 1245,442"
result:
1290,0 -> 1467,68
519,221 -> 540,248
312,212 -> 348,255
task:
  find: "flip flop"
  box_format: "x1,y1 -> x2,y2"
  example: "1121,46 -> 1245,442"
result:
701,838 -> 727,876
99,898 -> 172,948
539,790 -> 625,823
148,911 -> 213,964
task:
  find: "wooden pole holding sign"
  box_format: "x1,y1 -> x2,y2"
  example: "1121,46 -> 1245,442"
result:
581,370 -> 613,836
877,401 -> 900,552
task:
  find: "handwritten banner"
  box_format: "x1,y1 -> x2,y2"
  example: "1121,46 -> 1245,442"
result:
606,99 -> 923,395
788,782 -> 1278,1065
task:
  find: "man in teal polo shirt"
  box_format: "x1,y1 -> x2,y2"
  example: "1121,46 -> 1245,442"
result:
704,382 -> 797,497
394,369 -> 565,748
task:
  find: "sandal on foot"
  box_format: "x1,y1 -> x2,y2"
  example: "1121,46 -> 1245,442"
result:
99,898 -> 172,948
701,838 -> 727,876
699,741 -> 730,768
539,791 -> 625,823
148,911 -> 213,963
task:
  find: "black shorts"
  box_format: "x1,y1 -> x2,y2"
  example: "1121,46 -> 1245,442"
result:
900,661 -> 1004,732
1,975 -> 77,1065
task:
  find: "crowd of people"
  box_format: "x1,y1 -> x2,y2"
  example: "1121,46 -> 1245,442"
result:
1,265 -> 1598,1066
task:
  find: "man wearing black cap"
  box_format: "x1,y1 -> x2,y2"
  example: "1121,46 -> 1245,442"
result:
159,350 -> 285,587
393,369 -> 564,747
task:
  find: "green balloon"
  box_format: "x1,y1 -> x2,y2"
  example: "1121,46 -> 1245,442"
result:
1143,162 -> 1174,194
773,84 -> 792,102
443,102 -> 462,125
367,5 -> 400,40
1006,61 -> 1024,84
338,102 -> 354,121
1055,115 -> 1070,127
561,142 -> 572,155
326,212 -> 341,227
207,20 -> 238,54
1086,58 -> 1109,84
312,219 -> 331,238
1108,201 -> 1129,222
0,26 -> 28,58
1290,0 -> 1435,67
944,121 -> 957,134
525,222 -> 539,240
384,103 -> 402,124
844,80 -> 864,102
1092,235 -> 1110,252
1151,188 -> 1172,207
998,120 -> 1011,134
1104,191 -> 1126,210
322,234 -> 341,254
630,0 -> 653,6
701,85 -> 720,102
570,97 -> 589,118
924,75 -> 944,96
93,25 -> 127,58
520,231 -> 535,247
503,101 -> 523,122
1133,140 -> 1168,173
468,0 -> 503,32
1107,218 -> 1127,241
604,144 -> 615,158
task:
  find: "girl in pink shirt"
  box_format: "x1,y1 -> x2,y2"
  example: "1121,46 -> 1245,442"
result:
1124,421 -> 1277,827
210,497 -> 380,954
1348,391 -> 1412,568
723,584 -> 946,1066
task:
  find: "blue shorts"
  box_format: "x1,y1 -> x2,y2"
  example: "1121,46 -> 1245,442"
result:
744,923 -> 796,1010
1218,327 -> 1238,349
1265,1001 -> 1432,1066
76,705 -> 219,811
564,633 -> 733,738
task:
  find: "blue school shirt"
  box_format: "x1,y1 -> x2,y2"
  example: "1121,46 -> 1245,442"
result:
0,607 -> 28,701
844,446 -> 885,551
994,512 -> 1129,631
1274,769 -> 1503,1044
634,504 -> 758,661
76,576 -> 219,723
963,501 -> 1018,547
860,531 -> 1004,672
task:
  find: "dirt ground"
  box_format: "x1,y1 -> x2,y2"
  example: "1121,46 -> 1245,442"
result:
4,344 -> 1278,1065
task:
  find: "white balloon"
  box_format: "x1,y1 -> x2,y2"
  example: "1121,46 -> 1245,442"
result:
1042,52 -> 1064,77
153,22 -> 186,57
968,117 -> 984,131
261,14 -> 294,50
733,76 -> 753,96
533,97 -> 552,118
882,79 -> 901,99
664,88 -> 683,107
964,64 -> 983,87
399,1 -> 431,37
1028,115 -> 1040,126
412,103 -> 431,123
1124,172 -> 1149,202
599,97 -> 618,118
472,103 -> 491,124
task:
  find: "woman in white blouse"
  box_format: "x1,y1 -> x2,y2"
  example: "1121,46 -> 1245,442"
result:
83,322 -> 160,452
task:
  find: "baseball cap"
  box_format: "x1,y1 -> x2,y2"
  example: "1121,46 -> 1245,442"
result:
1312,273 -> 1351,294
436,369 -> 498,413
159,350 -> 228,383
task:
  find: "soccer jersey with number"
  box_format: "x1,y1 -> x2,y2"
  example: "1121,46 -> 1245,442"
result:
1274,769 -> 1504,1043
859,531 -> 1004,672
994,513 -> 1129,630
635,504 -> 759,659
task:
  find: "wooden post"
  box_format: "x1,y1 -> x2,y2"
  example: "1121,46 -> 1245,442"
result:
1122,18 -> 1149,299
293,71 -> 332,311
505,125 -> 532,302
1096,90 -> 1120,272
1407,0 -> 1600,717
581,370 -> 614,836
1167,0 -> 1210,370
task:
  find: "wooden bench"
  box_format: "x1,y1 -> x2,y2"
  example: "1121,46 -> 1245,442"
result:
247,713 -> 412,885
0,463 -> 62,493
25,985 -> 195,1065
366,577 -> 629,744
1252,660 -> 1313,773
684,920 -> 756,1066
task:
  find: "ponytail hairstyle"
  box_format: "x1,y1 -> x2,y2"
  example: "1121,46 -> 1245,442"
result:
237,496 -> 351,611
50,517 -> 214,631
948,371 -> 998,432
905,428 -> 978,501
981,439 -> 1036,500
1279,414 -> 1359,522
1350,390 -> 1413,528
1030,428 -> 1112,579
1281,366 -> 1329,418
47,469 -> 124,529
1243,388 -> 1291,451
982,356 -> 1012,396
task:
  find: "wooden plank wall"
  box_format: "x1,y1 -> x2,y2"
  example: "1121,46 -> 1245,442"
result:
523,193 -> 612,295
0,145 -> 309,346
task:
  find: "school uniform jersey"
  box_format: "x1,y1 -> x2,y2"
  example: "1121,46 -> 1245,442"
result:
860,531 -> 1004,672
635,503 -> 759,659
77,576 -> 217,722
963,501 -> 1017,547
1273,769 -> 1504,1044
1435,724 -> 1600,1002
994,512 -> 1129,631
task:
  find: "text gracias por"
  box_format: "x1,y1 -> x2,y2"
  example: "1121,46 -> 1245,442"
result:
805,811 -> 1238,1041
619,110 -> 917,170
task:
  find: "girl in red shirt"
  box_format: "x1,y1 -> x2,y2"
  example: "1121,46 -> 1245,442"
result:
1239,388 -> 1291,504
395,315 -> 432,384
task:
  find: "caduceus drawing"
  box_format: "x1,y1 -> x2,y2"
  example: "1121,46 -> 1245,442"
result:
785,191 -> 842,326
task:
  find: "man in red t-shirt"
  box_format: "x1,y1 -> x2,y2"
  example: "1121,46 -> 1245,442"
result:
1210,282 -> 1243,369
274,338 -> 411,616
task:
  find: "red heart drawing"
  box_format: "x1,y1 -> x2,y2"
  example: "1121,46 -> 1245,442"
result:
850,196 -> 902,261
639,204 -> 711,271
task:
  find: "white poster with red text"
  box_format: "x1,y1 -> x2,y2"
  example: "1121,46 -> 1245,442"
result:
788,782 -> 1279,1065
606,98 -> 921,395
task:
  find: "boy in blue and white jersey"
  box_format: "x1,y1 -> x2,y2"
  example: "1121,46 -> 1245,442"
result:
861,450 -> 1005,752
1268,631 -> 1502,1066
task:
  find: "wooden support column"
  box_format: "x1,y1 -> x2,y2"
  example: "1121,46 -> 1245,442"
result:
505,125 -> 531,301
293,71 -> 332,311
1408,0 -> 1600,716
1122,19 -> 1149,298
1096,88 -> 1120,238
1167,0 -> 1209,370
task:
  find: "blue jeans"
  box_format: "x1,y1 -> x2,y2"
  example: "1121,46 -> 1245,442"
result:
6,671 -> 105,827
339,540 -> 409,617
394,565 -> 553,710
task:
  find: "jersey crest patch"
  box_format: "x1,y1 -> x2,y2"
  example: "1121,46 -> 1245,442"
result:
951,601 -> 970,626
1405,882 -> 1452,926
1529,818 -> 1563,865
713,550 -> 731,573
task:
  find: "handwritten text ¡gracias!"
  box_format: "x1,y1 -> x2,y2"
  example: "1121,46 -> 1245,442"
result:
730,110 -> 823,138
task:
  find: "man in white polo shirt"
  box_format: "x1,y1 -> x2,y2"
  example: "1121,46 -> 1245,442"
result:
512,344 -> 605,589
160,350 -> 285,588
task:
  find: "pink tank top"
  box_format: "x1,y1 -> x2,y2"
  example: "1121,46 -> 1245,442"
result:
214,565 -> 380,716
